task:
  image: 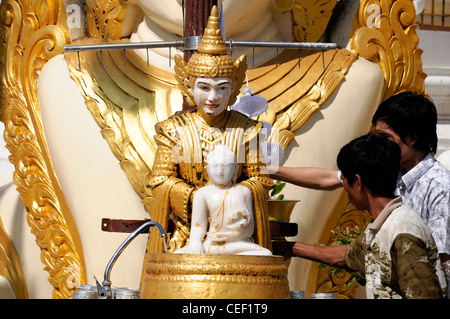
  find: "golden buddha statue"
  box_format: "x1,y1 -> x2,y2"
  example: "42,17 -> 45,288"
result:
146,6 -> 273,255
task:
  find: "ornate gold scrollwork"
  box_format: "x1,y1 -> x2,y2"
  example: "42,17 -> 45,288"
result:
291,0 -> 338,42
351,0 -> 427,99
65,45 -> 180,211
85,0 -> 127,39
249,48 -> 356,150
275,0 -> 339,42
309,198 -> 372,299
0,0 -> 86,298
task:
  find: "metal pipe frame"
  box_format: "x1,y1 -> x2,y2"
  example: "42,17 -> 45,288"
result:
64,40 -> 338,53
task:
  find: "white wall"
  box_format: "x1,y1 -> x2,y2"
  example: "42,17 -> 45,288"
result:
0,122 -> 14,183
0,1 -> 14,183
417,29 -> 450,160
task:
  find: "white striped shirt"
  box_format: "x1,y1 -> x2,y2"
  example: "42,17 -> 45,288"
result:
396,153 -> 450,255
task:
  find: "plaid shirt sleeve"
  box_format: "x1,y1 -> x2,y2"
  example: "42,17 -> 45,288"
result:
427,187 -> 450,255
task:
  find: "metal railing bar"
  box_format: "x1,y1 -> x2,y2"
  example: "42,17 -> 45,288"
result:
64,40 -> 338,53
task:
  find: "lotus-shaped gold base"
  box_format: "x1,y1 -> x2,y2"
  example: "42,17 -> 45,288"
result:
141,253 -> 290,299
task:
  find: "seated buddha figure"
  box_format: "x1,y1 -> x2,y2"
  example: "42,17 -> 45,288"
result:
174,145 -> 272,256
145,8 -> 273,255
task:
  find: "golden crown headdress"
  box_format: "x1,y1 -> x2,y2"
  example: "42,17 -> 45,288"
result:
174,6 -> 247,107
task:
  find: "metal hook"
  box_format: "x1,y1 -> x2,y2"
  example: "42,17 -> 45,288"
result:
322,50 -> 325,69
100,50 -> 104,71
77,51 -> 81,70
276,48 -> 278,68
169,46 -> 172,68
252,45 -> 255,68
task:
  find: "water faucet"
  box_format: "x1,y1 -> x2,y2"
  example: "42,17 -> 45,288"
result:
95,220 -> 167,299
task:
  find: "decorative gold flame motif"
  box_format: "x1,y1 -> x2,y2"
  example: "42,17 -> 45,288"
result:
85,0 -> 128,39
351,0 -> 426,99
291,0 -> 339,42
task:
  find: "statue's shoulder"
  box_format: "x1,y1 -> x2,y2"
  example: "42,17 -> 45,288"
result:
228,110 -> 261,129
234,183 -> 251,195
155,110 -> 194,133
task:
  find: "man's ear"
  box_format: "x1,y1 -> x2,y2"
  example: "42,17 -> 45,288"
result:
354,174 -> 363,190
406,135 -> 417,147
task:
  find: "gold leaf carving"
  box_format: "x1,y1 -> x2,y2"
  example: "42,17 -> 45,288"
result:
291,0 -> 338,42
86,0 -> 127,39
351,0 -> 427,100
313,202 -> 371,299
248,48 -> 356,150
65,43 -> 180,204
0,0 -> 86,298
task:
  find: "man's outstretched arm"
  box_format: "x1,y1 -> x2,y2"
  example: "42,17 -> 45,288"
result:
268,166 -> 342,191
272,241 -> 348,268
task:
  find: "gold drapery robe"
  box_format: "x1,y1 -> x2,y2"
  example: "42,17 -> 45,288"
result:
146,109 -> 274,254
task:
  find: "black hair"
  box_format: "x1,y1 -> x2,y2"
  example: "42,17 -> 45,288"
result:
371,91 -> 438,154
337,132 -> 401,198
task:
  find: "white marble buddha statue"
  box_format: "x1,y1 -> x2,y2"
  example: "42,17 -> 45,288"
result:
174,145 -> 272,256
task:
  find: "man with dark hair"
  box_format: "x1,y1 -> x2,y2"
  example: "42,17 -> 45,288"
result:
372,91 -> 438,157
336,133 -> 400,199
371,92 -> 449,264
270,92 -> 450,266
274,133 -> 447,299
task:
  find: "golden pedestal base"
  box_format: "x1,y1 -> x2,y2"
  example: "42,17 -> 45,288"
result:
141,253 -> 290,299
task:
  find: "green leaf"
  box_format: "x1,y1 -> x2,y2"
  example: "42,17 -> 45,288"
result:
347,277 -> 357,287
331,268 -> 343,276
270,181 -> 286,197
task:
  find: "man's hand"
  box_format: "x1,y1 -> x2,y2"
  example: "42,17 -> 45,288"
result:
273,241 -> 348,268
272,241 -> 296,260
